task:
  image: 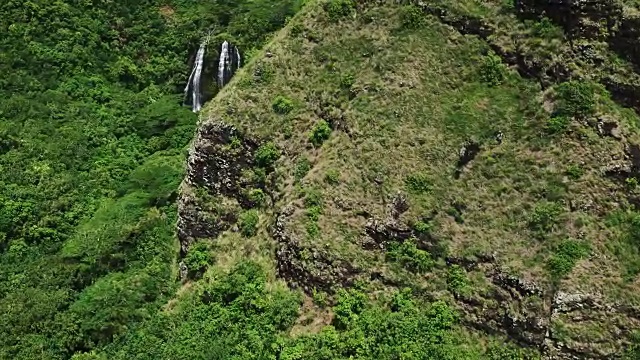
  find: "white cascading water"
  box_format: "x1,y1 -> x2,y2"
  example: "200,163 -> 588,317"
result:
190,43 -> 207,112
217,41 -> 230,88
236,47 -> 241,68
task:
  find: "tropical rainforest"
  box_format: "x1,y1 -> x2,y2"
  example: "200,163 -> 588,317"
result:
2,0 -> 640,359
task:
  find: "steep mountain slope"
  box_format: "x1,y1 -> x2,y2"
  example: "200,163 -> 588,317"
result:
175,0 -> 640,358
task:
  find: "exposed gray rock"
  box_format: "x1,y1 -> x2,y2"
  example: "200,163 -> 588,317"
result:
272,208 -> 359,294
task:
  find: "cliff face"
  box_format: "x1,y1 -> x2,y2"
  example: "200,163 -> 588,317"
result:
177,121 -> 260,257
177,0 -> 640,357
515,0 -> 640,70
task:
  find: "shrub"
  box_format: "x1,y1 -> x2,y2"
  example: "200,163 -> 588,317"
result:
479,53 -> 507,86
626,177 -> 639,190
532,17 -> 561,39
400,5 -> 425,29
239,210 -> 259,237
305,221 -> 320,238
184,242 -> 212,278
446,265 -> 469,293
247,188 -> 266,206
272,95 -> 295,114
566,164 -> 584,180
386,239 -> 434,273
324,168 -> 340,185
413,220 -> 432,234
255,141 -> 280,168
309,120 -> 332,146
303,187 -> 323,208
554,81 -> 597,118
324,0 -> 356,21
545,116 -> 570,134
404,172 -> 431,194
294,157 -> 311,181
340,72 -> 355,89
546,238 -> 590,280
528,201 -> 563,234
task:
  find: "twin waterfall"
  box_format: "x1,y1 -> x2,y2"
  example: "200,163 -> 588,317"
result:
184,41 -> 241,113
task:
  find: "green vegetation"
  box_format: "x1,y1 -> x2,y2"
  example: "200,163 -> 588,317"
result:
184,242 -> 213,279
272,95 -> 296,114
447,265 -> 470,293
239,210 -> 260,237
528,201 -> 563,235
405,172 -> 432,194
565,164 -> 584,180
324,168 -> 340,184
247,188 -> 267,206
6,0 -> 640,358
479,53 -> 508,86
606,211 -> 640,279
309,119 -> 332,146
295,157 -> 312,181
554,81 -> 598,118
400,5 -> 426,29
546,239 -> 591,280
546,116 -> 571,134
324,0 -> 356,21
255,141 -> 280,167
0,1 -> 301,357
304,187 -> 324,238
281,289 -> 478,359
387,239 -> 434,273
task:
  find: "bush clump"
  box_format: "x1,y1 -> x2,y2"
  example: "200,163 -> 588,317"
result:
247,188 -> 266,206
405,172 -> 432,194
294,157 -> 312,181
446,265 -> 469,293
479,53 -> 507,86
272,95 -> 295,114
566,164 -> 584,180
309,120 -> 332,147
239,210 -> 259,237
546,238 -> 590,280
324,0 -> 356,21
554,81 -> 598,118
386,239 -> 434,273
528,201 -> 563,234
400,5 -> 425,29
255,141 -> 280,168
545,115 -> 570,134
183,242 -> 213,279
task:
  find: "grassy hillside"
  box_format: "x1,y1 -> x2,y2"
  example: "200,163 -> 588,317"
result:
174,0 -> 640,358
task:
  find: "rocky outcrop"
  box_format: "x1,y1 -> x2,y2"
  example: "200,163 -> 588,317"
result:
177,120 -> 264,258
272,206 -> 360,294
544,292 -> 640,359
416,0 -> 640,116
515,0 -> 640,72
514,0 -> 621,40
184,121 -> 259,198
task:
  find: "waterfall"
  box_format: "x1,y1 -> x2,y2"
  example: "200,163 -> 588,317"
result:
191,43 -> 206,112
183,39 -> 241,112
184,42 -> 207,112
217,41 -> 230,88
217,41 -> 242,89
